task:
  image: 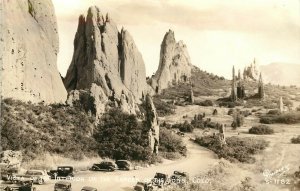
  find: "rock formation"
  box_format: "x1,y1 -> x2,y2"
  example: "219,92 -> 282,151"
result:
144,94 -> 159,154
231,66 -> 237,101
1,0 -> 67,103
243,58 -> 260,81
64,6 -> 150,116
257,72 -> 264,99
279,97 -> 284,113
150,30 -> 192,93
189,87 -> 194,104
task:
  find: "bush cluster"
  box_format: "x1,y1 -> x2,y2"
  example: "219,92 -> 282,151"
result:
140,96 -> 175,117
260,112 -> 300,124
171,113 -> 222,132
1,98 -> 97,162
231,110 -> 244,129
159,127 -> 187,159
248,125 -> 274,135
172,121 -> 194,132
195,136 -> 268,163
94,108 -> 152,161
291,135 -> 300,144
195,100 -> 214,107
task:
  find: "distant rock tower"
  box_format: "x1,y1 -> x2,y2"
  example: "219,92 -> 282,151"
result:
231,66 -> 237,101
237,69 -> 246,99
279,97 -> 284,113
258,72 -> 265,99
189,87 -> 195,104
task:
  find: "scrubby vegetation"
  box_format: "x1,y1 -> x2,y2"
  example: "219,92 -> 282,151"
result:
195,100 -> 214,106
291,135 -> 300,144
260,111 -> 300,124
195,136 -> 268,163
1,98 -> 97,162
94,109 -> 187,162
140,96 -> 175,117
159,127 -> 187,159
93,108 -> 153,161
165,160 -> 257,191
157,68 -> 230,100
249,125 -> 274,135
172,121 -> 194,132
231,110 -> 244,129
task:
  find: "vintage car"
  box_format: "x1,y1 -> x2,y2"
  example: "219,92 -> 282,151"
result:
13,170 -> 50,184
1,180 -> 36,191
48,166 -> 74,179
1,166 -> 18,181
115,160 -> 132,170
151,173 -> 169,188
80,186 -> 97,191
54,181 -> 72,191
176,132 -> 185,137
133,182 -> 153,191
170,171 -> 189,185
90,161 -> 116,171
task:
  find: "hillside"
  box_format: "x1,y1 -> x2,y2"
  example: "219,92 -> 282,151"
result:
156,65 -> 300,110
1,98 -> 97,162
260,63 -> 300,86
157,66 -> 230,100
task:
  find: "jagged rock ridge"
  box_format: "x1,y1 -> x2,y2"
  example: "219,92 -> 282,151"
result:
1,0 -> 67,103
243,58 -> 259,81
150,30 -> 192,93
64,6 -> 150,117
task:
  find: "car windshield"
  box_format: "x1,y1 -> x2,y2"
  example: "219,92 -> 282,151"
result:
58,167 -> 71,171
55,184 -> 68,188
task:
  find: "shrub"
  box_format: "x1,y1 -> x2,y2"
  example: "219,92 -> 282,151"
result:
1,99 -> 97,162
260,112 -> 300,124
159,127 -> 187,159
195,136 -> 268,163
191,118 -> 204,129
291,135 -> 300,144
249,125 -> 274,135
94,108 -> 152,161
268,109 -> 280,115
147,97 -> 176,117
231,110 -> 244,129
172,121 -> 194,132
196,100 -> 213,106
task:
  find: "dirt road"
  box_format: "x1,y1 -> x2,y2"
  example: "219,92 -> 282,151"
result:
29,139 -> 218,191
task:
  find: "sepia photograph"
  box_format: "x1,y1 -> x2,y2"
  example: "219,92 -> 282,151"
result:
0,0 -> 300,191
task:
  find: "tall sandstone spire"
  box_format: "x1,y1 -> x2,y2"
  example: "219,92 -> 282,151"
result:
258,72 -> 265,99
150,30 -> 192,94
1,0 -> 67,103
64,6 -> 151,117
231,66 -> 237,101
145,94 -> 159,154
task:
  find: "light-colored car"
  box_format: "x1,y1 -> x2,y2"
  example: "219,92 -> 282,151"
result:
14,170 -> 50,185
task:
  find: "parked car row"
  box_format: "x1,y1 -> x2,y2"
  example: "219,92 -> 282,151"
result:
90,160 -> 132,172
134,170 -> 189,191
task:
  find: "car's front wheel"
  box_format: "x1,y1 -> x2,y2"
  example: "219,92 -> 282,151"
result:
37,178 -> 44,185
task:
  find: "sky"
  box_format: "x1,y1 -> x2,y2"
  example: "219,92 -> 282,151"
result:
52,0 -> 300,79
